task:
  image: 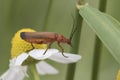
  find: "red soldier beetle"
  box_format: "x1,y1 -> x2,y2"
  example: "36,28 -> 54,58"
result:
20,32 -> 72,58
20,15 -> 77,58
20,16 -> 77,58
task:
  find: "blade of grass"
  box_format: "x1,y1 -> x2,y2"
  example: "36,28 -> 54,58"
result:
66,7 -> 83,80
77,3 -> 120,64
91,0 -> 107,80
42,0 -> 53,31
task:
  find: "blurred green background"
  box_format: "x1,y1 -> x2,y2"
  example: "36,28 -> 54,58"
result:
0,0 -> 119,80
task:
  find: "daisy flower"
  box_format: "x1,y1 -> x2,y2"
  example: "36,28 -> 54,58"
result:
0,28 -> 81,80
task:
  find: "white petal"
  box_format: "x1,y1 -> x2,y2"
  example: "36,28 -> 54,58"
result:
48,52 -> 81,63
6,68 -> 26,80
0,70 -> 9,80
0,58 -> 28,80
29,49 -> 59,60
36,61 -> 58,75
9,58 -> 17,67
15,53 -> 29,65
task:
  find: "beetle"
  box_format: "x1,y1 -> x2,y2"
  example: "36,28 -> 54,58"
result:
20,32 -> 72,58
20,16 -> 77,58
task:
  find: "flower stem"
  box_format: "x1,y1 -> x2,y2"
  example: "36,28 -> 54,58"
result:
29,63 -> 40,80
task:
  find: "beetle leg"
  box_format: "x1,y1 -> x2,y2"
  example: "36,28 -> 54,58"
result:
26,43 -> 35,52
57,42 -> 68,58
31,43 -> 35,49
43,43 -> 52,55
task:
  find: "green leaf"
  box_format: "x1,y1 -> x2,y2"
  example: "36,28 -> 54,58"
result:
78,4 -> 120,64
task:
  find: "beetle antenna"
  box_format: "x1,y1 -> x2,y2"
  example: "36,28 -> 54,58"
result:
69,14 -> 77,41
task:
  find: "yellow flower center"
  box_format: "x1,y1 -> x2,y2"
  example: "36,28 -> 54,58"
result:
11,28 -> 47,58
